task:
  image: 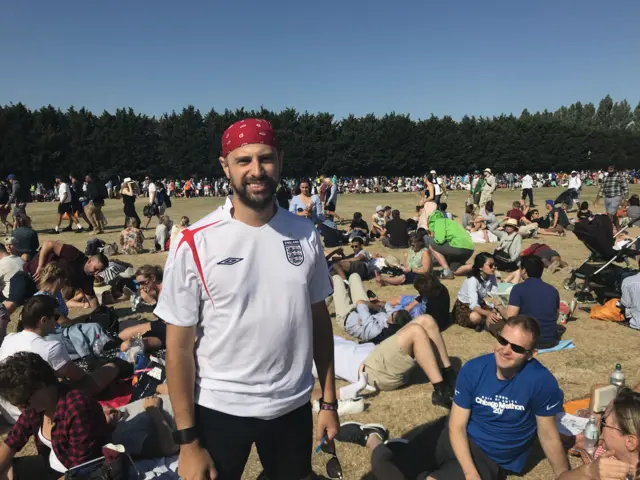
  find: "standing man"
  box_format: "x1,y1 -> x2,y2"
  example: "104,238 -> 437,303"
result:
70,173 -> 91,230
470,170 -> 483,209
4,174 -> 27,225
431,170 -> 445,206
521,171 -> 535,207
324,177 -> 342,222
596,164 -> 629,223
567,170 -> 582,206
479,168 -> 496,211
155,119 -> 339,480
53,175 -> 83,234
84,175 -> 106,234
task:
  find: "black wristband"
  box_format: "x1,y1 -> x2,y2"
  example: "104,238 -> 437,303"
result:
319,398 -> 338,412
172,426 -> 199,445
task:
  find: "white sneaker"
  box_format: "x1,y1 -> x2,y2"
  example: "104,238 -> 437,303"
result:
312,397 -> 365,415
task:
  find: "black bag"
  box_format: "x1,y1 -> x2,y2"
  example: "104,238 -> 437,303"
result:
143,204 -> 158,218
89,306 -> 119,338
130,357 -> 166,402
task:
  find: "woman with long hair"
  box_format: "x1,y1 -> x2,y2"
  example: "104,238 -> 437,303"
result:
120,178 -> 141,228
289,178 -> 322,223
33,263 -> 73,327
417,173 -> 438,230
451,252 -> 507,332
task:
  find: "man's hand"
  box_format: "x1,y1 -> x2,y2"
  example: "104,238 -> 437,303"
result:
316,409 -> 340,447
595,450 -> 635,480
486,312 -> 502,324
178,442 -> 217,480
33,266 -> 43,282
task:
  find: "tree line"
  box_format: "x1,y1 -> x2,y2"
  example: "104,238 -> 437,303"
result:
0,95 -> 639,184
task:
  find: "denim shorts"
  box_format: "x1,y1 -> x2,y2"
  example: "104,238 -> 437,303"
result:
604,195 -> 622,215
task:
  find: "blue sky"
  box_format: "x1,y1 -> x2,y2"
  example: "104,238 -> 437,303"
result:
1,0 -> 638,120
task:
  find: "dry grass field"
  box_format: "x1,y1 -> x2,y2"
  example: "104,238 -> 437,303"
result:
2,184 -> 639,479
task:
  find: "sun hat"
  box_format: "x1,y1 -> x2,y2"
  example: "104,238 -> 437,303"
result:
483,168 -> 492,174
503,218 -> 519,228
384,255 -> 401,268
376,205 -> 384,212
123,177 -> 132,183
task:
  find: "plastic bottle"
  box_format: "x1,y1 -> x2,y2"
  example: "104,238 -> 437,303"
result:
583,415 -> 599,456
93,334 -> 105,357
610,364 -> 625,388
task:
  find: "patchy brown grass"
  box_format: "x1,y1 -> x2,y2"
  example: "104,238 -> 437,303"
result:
3,185 -> 639,479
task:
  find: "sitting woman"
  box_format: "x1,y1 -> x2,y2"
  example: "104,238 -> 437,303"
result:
33,263 -> 74,327
562,387 -> 640,479
289,178 -> 322,223
472,200 -> 499,232
0,352 -> 110,479
154,215 -> 173,252
492,218 -> 523,283
134,264 -> 163,307
375,234 -> 431,286
370,206 -> 387,239
170,215 -> 190,244
452,252 -> 506,333
119,217 -> 145,255
575,201 -> 593,224
628,194 -> 640,227
461,204 -> 476,231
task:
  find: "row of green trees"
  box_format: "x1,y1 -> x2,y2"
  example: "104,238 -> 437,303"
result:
0,95 -> 638,183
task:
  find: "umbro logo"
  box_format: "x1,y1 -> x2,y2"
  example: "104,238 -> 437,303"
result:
217,257 -> 243,265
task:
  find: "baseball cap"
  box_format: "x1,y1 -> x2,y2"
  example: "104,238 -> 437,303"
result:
376,205 -> 384,212
6,174 -> 16,181
545,200 -> 555,207
571,170 -> 577,174
483,168 -> 492,174
430,170 -> 436,175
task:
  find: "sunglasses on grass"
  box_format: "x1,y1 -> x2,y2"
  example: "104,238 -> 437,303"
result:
496,335 -> 532,355
319,440 -> 344,479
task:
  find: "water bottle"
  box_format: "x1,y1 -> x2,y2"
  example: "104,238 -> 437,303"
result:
583,416 -> 599,456
610,364 -> 625,388
93,334 -> 105,357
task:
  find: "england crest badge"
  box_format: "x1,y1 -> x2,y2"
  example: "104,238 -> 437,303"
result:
283,239 -> 305,266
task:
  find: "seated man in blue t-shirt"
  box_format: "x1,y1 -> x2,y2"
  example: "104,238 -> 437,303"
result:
506,255 -> 561,348
333,316 -> 571,480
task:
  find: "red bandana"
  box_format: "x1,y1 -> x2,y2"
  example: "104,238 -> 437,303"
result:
221,118 -> 279,157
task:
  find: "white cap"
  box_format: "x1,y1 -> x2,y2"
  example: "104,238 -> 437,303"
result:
376,205 -> 384,212
123,177 -> 132,183
430,170 -> 436,175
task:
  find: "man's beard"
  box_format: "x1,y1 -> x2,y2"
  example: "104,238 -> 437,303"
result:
230,174 -> 278,210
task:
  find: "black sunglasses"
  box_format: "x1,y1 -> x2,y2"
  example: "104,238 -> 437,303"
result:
496,335 -> 532,355
320,441 -> 344,479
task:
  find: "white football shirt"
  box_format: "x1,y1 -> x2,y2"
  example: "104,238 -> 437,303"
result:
155,199 -> 333,420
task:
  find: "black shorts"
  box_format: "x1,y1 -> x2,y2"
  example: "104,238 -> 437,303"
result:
71,201 -> 84,214
325,202 -> 336,212
346,261 -> 370,280
371,417 -> 505,480
428,242 -> 474,271
57,202 -> 73,215
12,455 -> 61,480
8,271 -> 37,306
195,402 -> 312,480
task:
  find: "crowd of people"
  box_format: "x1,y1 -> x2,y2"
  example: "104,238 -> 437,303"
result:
0,118 -> 637,480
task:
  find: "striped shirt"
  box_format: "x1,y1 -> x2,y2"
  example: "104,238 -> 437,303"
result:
598,172 -> 629,199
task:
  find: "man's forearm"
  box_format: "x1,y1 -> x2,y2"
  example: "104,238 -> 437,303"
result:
449,424 -> 480,478
166,326 -> 197,430
312,305 -> 336,402
539,432 -> 570,478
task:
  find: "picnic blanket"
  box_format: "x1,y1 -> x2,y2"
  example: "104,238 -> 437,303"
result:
538,339 -> 575,354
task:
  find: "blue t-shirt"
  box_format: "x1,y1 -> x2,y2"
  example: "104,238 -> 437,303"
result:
508,278 -> 560,344
453,353 -> 563,473
391,295 -> 427,318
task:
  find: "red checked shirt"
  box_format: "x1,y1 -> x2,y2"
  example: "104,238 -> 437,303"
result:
4,386 -> 110,469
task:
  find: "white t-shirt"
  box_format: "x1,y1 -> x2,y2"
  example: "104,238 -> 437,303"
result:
155,200 -> 333,420
0,255 -> 25,298
148,182 -> 157,203
568,176 -> 581,191
0,331 -> 71,423
521,175 -> 533,189
434,177 -> 443,196
58,182 -> 71,203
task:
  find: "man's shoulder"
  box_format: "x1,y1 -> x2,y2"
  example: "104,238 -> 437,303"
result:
522,358 -> 557,384
461,353 -> 493,375
622,272 -> 640,286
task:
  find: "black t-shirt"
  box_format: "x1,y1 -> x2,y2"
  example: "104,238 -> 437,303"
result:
425,287 -> 451,331
350,218 -> 369,232
385,218 -> 409,248
553,208 -> 571,228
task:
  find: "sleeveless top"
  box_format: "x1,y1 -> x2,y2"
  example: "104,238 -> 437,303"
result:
407,248 -> 426,270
